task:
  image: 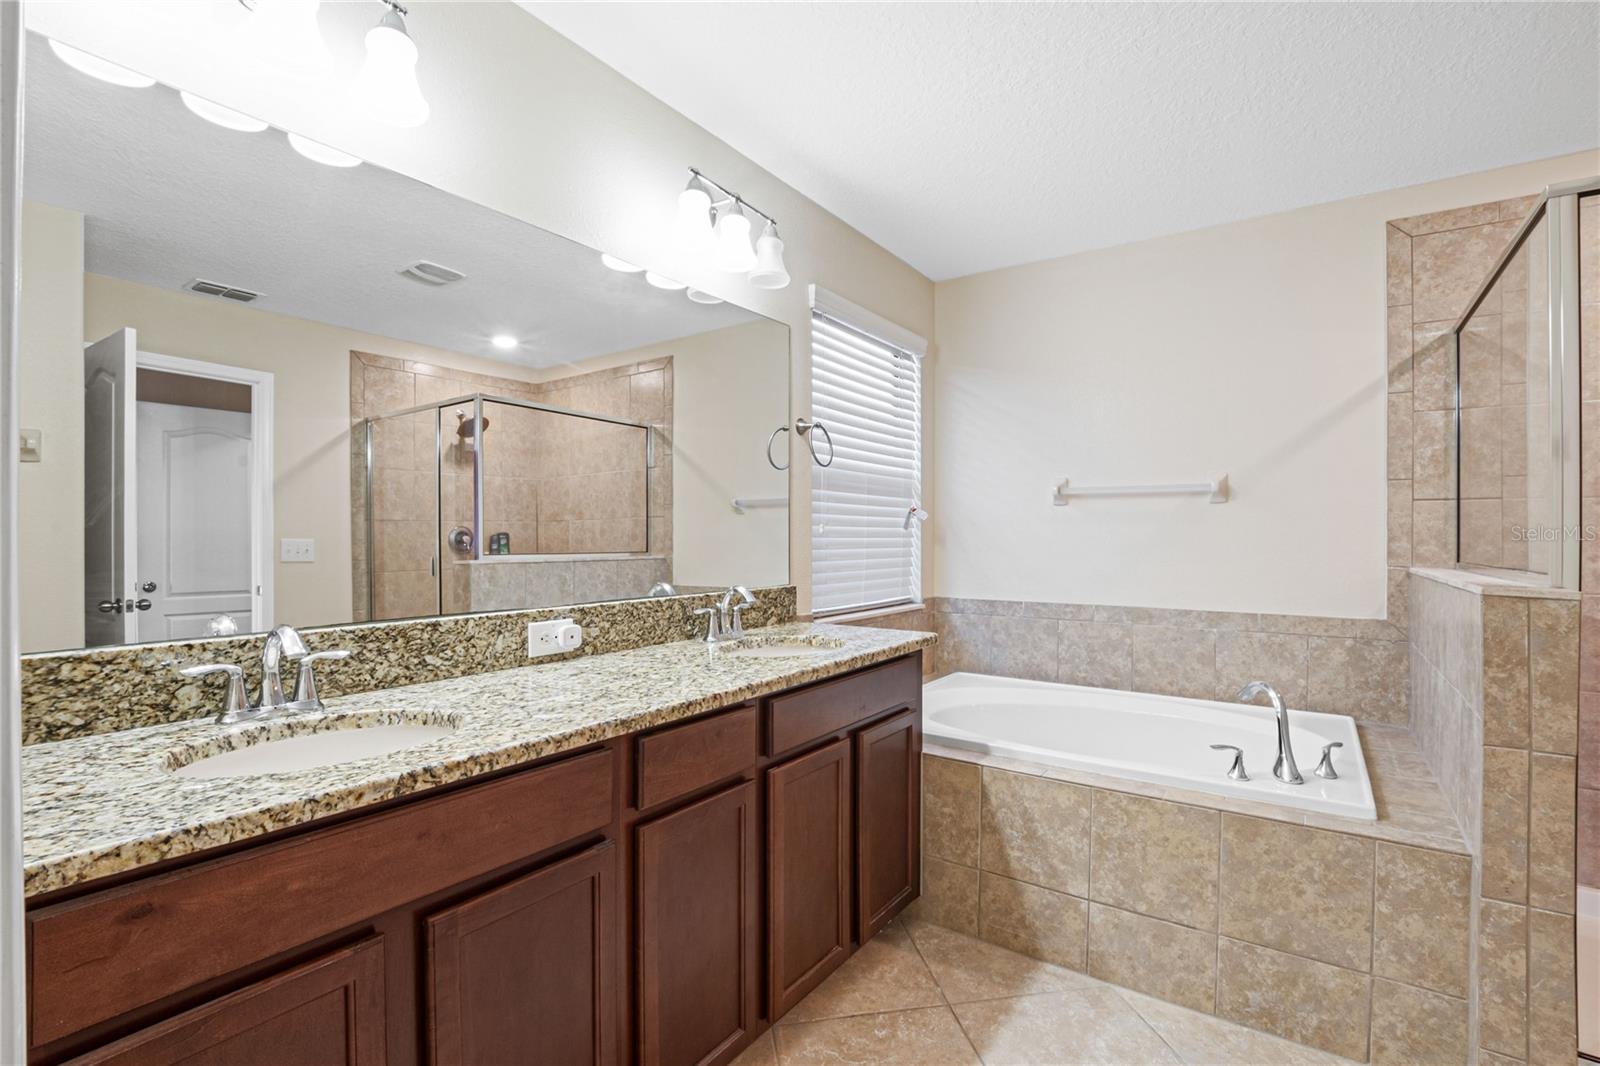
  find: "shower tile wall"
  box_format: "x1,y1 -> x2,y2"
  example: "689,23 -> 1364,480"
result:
1578,192 -> 1599,895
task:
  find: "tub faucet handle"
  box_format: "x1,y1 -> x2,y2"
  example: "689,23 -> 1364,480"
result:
1209,743 -> 1250,782
1314,741 -> 1343,780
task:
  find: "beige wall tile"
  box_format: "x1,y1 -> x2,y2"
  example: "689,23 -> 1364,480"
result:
1057,621 -> 1132,689
1127,626 -> 1217,699
1215,938 -> 1371,1061
1394,203 -> 1502,237
1086,903 -> 1217,1014
1582,595 -> 1600,692
923,756 -> 981,866
1527,907 -> 1578,1065
1412,409 -> 1457,499
1218,816 -> 1373,971
1386,226 -> 1412,307
1412,324 -> 1457,410
1580,786 -> 1600,889
1412,500 -> 1457,567
1388,479 -> 1413,565
977,871 -> 1087,971
1477,898 -> 1528,1058
1090,791 -> 1219,930
1484,596 -> 1531,748
1372,843 -> 1471,997
1476,1050 -> 1523,1066
1213,631 -> 1308,705
918,857 -> 979,936
1460,499 -> 1503,567
1387,304 -> 1413,392
1460,317 -> 1503,409
1527,754 -> 1577,914
1306,637 -> 1410,724
986,617 -> 1061,683
1482,745 -> 1531,903
363,364 -> 415,415
1412,221 -> 1520,324
979,768 -> 1090,896
1368,979 -> 1468,1066
1528,599 -> 1579,755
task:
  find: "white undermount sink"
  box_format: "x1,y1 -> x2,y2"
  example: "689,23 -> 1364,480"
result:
716,636 -> 845,659
169,721 -> 454,779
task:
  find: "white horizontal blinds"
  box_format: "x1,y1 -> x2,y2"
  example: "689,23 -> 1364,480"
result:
810,306 -> 922,616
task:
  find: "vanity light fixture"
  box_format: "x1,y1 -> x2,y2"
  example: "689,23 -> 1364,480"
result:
749,220 -> 791,290
712,201 -> 757,274
180,91 -> 270,132
353,0 -> 430,128
490,334 -> 518,351
241,0 -> 333,83
685,289 -> 723,305
679,169 -> 791,289
600,253 -> 645,273
674,175 -> 716,256
46,40 -> 156,88
644,272 -> 687,291
286,132 -> 362,167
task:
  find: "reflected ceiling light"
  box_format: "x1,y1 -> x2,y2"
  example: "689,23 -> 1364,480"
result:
713,201 -> 756,274
243,0 -> 333,82
644,272 -> 686,291
749,221 -> 791,290
490,334 -> 518,351
352,2 -> 429,128
674,175 -> 715,257
180,91 -> 269,132
47,40 -> 156,88
601,253 -> 644,273
686,288 -> 723,305
287,132 -> 362,167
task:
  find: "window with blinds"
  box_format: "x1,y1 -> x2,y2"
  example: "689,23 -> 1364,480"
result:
809,295 -> 923,616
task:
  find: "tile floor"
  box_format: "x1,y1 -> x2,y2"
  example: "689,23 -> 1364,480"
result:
735,917 -> 1358,1066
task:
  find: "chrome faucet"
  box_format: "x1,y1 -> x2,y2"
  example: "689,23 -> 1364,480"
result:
695,587 -> 758,643
259,624 -> 309,710
1235,681 -> 1304,785
173,626 -> 351,725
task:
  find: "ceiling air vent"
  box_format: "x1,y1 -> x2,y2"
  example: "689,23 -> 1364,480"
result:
399,260 -> 466,286
184,278 -> 261,302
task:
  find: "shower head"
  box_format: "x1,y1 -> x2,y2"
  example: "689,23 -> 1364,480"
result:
455,411 -> 490,438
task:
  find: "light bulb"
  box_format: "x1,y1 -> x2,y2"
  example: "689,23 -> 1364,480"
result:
47,40 -> 155,88
644,272 -> 686,291
674,181 -> 715,256
601,253 -> 644,273
352,8 -> 429,128
244,0 -> 332,82
749,221 -> 791,290
180,91 -> 269,132
490,334 -> 518,351
686,289 -> 723,305
287,132 -> 361,168
713,204 -> 756,274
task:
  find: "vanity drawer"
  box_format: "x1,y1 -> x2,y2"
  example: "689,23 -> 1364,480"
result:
28,747 -> 616,1048
765,654 -> 921,757
635,704 -> 757,810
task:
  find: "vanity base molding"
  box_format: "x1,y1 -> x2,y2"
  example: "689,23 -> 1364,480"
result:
24,652 -> 923,1066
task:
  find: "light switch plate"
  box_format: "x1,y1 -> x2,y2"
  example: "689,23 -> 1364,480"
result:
280,538 -> 316,563
19,429 -> 40,463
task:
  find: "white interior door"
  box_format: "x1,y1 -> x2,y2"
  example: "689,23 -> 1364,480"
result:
135,401 -> 253,641
83,328 -> 138,646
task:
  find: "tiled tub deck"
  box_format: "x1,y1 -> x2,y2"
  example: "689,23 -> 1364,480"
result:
915,726 -> 1471,1065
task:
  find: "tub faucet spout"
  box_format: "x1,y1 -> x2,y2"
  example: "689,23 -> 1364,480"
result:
1235,681 -> 1303,785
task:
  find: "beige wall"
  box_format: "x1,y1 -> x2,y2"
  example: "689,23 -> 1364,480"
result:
18,202 -> 85,652
28,2 -> 937,617
932,150 -> 1599,620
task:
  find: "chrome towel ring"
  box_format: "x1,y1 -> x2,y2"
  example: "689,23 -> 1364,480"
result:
766,418 -> 835,470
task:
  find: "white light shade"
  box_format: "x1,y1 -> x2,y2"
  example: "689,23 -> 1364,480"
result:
180,91 -> 269,132
245,0 -> 333,82
644,272 -> 686,291
600,253 -> 644,273
749,223 -> 791,290
352,9 -> 429,128
713,206 -> 756,273
674,185 -> 715,256
686,288 -> 723,305
490,334 -> 518,350
47,40 -> 155,88
286,132 -> 361,168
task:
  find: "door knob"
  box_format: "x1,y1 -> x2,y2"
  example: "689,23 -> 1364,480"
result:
97,599 -> 122,614
133,599 -> 153,611
140,581 -> 157,593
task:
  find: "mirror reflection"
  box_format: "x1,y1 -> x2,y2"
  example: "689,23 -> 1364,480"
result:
18,32 -> 790,653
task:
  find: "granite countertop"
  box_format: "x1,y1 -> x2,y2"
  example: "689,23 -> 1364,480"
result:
22,622 -> 935,898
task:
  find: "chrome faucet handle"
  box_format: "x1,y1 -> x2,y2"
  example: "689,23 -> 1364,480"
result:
1209,744 -> 1250,781
294,649 -> 352,707
176,663 -> 250,723
693,606 -> 724,643
1314,741 -> 1343,780
728,600 -> 755,638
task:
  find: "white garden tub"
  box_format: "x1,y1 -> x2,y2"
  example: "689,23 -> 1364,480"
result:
924,673 -> 1376,820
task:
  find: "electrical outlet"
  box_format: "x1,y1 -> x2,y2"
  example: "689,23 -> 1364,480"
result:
280,538 -> 316,563
528,618 -> 583,657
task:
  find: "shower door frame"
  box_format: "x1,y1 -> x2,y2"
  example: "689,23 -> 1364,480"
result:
1451,176 -> 1600,589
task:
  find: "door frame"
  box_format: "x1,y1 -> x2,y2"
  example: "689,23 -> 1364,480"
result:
135,351 -> 275,633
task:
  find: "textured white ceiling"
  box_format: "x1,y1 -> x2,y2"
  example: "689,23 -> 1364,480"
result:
524,1 -> 1600,281
23,33 -> 756,368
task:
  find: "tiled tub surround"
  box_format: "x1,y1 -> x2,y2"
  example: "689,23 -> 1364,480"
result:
1574,192 -> 1598,898
461,553 -> 671,613
1407,567 -> 1581,1064
916,728 -> 1471,1064
20,620 -> 932,898
19,584 -> 795,745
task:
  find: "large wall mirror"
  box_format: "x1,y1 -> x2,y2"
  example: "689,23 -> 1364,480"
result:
17,32 -> 791,654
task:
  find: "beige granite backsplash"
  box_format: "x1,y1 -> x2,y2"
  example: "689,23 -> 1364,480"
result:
21,585 -> 796,746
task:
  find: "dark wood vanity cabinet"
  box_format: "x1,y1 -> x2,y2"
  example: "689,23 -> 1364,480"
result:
25,652 -> 923,1066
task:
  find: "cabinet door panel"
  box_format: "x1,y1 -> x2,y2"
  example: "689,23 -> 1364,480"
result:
636,781 -> 758,1066
854,709 -> 920,941
66,937 -> 386,1066
767,738 -> 851,1018
427,843 -> 617,1066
